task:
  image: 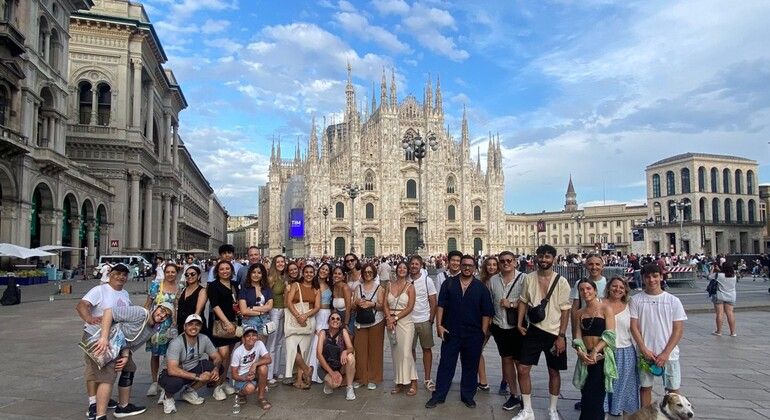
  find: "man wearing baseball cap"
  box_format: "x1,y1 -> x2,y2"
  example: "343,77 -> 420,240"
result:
230,326 -> 272,410
157,314 -> 222,414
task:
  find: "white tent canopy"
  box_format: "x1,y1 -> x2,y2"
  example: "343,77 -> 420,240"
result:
0,244 -> 55,259
35,245 -> 84,253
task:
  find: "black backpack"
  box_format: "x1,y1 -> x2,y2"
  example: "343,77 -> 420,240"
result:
1,282 -> 21,306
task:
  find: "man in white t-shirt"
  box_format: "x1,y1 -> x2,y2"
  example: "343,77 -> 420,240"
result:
75,263 -> 132,420
570,254 -> 608,333
230,327 -> 272,409
434,250 -> 462,293
409,254 -> 438,391
630,263 -> 687,407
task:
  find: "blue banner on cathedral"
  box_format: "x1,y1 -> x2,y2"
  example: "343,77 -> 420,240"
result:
289,208 -> 304,238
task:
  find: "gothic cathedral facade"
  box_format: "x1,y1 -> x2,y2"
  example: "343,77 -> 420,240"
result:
259,66 -> 506,257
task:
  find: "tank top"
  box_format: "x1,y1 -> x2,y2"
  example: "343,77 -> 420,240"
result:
270,277 -> 286,309
614,306 -> 632,348
357,283 -> 383,327
320,288 -> 333,306
291,282 -> 318,308
580,317 -> 606,337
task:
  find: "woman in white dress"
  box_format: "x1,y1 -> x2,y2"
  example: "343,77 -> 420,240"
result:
384,261 -> 418,395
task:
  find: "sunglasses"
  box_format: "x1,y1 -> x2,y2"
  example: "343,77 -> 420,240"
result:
184,272 -> 197,277
500,259 -> 514,263
363,270 -> 374,275
329,317 -> 342,321
345,259 -> 356,263
461,264 -> 475,269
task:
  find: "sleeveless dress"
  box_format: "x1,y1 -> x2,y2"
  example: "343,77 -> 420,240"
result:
176,285 -> 207,335
604,306 -> 640,415
146,280 -> 178,355
310,287 -> 334,382
387,283 -> 418,385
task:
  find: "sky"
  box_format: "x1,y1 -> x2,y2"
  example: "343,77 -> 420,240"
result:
142,0 -> 770,216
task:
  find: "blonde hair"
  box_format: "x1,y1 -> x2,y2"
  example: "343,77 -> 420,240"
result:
267,255 -> 285,288
605,276 -> 630,303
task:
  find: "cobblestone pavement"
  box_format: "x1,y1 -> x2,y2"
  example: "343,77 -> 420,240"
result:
0,279 -> 768,419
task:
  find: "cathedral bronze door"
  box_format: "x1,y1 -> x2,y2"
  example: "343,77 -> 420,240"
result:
405,227 -> 418,255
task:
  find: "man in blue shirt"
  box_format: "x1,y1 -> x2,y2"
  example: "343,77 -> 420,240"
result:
426,254 -> 495,409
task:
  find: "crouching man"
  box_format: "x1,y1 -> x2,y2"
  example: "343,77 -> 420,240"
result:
158,314 -> 222,414
230,326 -> 273,410
91,302 -> 174,420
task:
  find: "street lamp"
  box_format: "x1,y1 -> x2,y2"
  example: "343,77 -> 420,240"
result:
342,184 -> 361,254
402,129 -> 438,254
318,205 -> 331,256
670,200 -> 691,255
573,214 -> 584,249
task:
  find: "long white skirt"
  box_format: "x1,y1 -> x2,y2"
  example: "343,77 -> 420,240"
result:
309,308 -> 331,383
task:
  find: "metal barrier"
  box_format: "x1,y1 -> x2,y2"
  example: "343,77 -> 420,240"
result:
553,265 -> 631,287
667,266 -> 697,288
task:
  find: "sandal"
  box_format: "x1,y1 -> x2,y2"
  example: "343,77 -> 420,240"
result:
711,331 -> 722,336
424,379 -> 435,392
391,385 -> 403,395
257,398 -> 272,410
406,384 -> 418,396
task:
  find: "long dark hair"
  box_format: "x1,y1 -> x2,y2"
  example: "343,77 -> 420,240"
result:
343,253 -> 361,272
302,264 -> 320,289
394,261 -> 409,280
243,263 -> 269,290
214,260 -> 234,282
285,261 -> 300,283
721,262 -> 735,278
317,262 -> 333,289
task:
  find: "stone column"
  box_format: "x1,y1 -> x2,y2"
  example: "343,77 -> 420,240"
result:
91,88 -> 98,125
47,117 -> 55,149
31,102 -> 39,146
131,59 -> 142,129
163,112 -> 170,162
145,84 -> 154,143
69,217 -> 81,269
143,178 -> 153,250
162,193 -> 171,250
43,32 -> 50,62
128,170 -> 141,250
170,197 -> 179,251
100,225 -> 111,255
172,123 -> 179,169
86,220 -> 96,267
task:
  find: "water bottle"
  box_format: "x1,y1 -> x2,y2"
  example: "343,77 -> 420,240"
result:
232,397 -> 241,414
387,327 -> 397,346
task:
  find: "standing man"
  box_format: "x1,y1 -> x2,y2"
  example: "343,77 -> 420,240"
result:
76,263 -> 132,420
409,255 -> 438,392
158,314 -> 222,414
489,251 -> 526,411
236,246 -> 261,285
207,244 -> 242,284
513,245 -> 571,420
426,254 -> 494,409
630,263 -> 687,407
377,257 -> 392,283
434,250 -> 462,293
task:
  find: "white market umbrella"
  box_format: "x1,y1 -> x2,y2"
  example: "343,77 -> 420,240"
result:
35,245 -> 84,253
186,249 -> 209,254
0,243 -> 55,259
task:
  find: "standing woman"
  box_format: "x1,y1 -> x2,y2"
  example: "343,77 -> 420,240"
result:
208,260 -> 241,400
266,255 -> 287,384
331,266 -> 353,334
286,261 -> 301,285
353,263 -> 386,390
384,261 -> 418,395
144,263 -> 179,397
285,264 -> 321,388
176,265 -> 207,336
477,256 -> 499,391
238,263 -> 273,340
572,280 -> 616,420
711,262 -> 737,336
603,277 -> 640,417
310,263 -> 334,383
344,253 -> 363,289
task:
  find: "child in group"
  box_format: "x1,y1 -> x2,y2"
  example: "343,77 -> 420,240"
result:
230,326 -> 273,410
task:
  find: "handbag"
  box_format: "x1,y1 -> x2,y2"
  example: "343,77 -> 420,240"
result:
260,320 -> 277,335
79,308 -> 149,368
213,285 -> 242,338
526,274 -> 561,324
706,276 -> 719,296
284,283 -> 316,336
356,284 -> 379,325
504,273 -> 524,326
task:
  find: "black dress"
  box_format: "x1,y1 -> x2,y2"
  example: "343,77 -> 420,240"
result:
177,285 -> 208,336
207,280 -> 240,347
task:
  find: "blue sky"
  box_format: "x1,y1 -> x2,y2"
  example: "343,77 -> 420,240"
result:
143,0 -> 770,215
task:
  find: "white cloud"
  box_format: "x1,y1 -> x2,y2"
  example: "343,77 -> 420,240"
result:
334,11 -> 410,53
201,19 -> 231,34
169,0 -> 238,17
203,38 -> 242,54
377,3 -> 469,61
371,0 -> 410,15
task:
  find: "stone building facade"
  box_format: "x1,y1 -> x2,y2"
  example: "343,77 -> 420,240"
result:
260,66 -> 506,257
644,153 -> 762,255
755,184 -> 768,252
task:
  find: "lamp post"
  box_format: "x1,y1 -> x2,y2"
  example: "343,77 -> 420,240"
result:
342,184 -> 361,254
318,205 -> 331,256
670,200 -> 691,255
402,129 -> 438,254
572,214 -> 584,250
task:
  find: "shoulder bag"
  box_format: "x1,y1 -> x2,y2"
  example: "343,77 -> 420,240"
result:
504,272 -> 525,326
284,283 -> 315,336
213,285 -> 242,338
526,274 -> 561,324
79,308 -> 149,369
356,284 -> 380,325
706,275 -> 719,297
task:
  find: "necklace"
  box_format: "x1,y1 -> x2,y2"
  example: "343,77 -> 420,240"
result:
580,303 -> 601,331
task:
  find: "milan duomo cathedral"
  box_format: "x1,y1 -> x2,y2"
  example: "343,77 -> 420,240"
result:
258,65 -> 506,257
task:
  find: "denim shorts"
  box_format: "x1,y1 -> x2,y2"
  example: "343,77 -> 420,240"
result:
233,379 -> 257,391
639,358 -> 680,390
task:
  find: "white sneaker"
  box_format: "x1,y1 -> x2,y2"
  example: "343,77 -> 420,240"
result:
352,382 -> 361,389
156,389 -> 166,405
181,387 -> 204,405
146,382 -> 159,397
345,386 -> 356,401
268,378 -> 277,386
223,382 -> 236,395
162,397 -> 177,414
548,409 -> 561,420
323,383 -> 333,395
367,382 -> 377,390
511,409 -> 534,420
212,384 -> 227,401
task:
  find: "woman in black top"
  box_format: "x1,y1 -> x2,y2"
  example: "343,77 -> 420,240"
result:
176,266 -> 208,335
316,312 -> 356,400
208,260 -> 241,399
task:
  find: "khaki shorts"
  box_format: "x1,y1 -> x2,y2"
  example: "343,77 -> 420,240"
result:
412,321 -> 434,349
83,335 -> 136,384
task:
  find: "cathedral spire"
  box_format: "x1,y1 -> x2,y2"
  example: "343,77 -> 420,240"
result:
435,75 -> 442,115
380,67 -> 387,111
276,138 -> 282,163
487,132 -> 494,175
345,61 -> 356,117
461,104 -> 470,160
476,146 -> 482,172
270,138 -> 275,164
294,139 -> 301,164
565,175 -> 578,212
371,82 -> 376,115
308,115 -> 318,162
321,116 -> 329,162
424,74 -> 432,114
389,67 -> 397,108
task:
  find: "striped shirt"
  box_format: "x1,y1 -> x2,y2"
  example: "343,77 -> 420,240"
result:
111,306 -> 153,352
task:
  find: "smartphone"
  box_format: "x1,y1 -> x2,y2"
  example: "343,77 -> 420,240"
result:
550,344 -> 557,355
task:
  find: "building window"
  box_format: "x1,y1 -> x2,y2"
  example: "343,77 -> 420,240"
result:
405,150 -> 414,161
616,233 -> 623,243
681,168 -> 690,193
698,166 -> 706,192
38,16 -> 48,56
666,171 -> 675,195
736,199 -> 744,222
699,197 -> 707,221
747,170 -> 755,194
652,174 -> 661,198
446,175 -> 456,194
335,201 -> 344,219
447,237 -> 457,253
723,169 -> 731,194
589,234 -> 595,243
748,199 -> 756,223
564,235 -> 569,244
683,198 -> 692,221
668,200 -> 677,222
712,198 -> 720,222
364,171 -> 374,191
735,169 -> 743,194
447,205 -> 456,221
616,220 -> 621,227
602,221 -> 608,228
406,179 -> 416,199
0,85 -> 8,127
365,203 -> 374,220
589,222 -> 594,228
78,81 -> 92,124
473,205 -> 481,221
49,29 -> 60,70
2,0 -> 14,21
364,237 -> 375,257
97,83 -> 111,126
334,237 -> 346,257
711,167 -> 719,193
565,223 -> 569,228
724,198 -> 732,222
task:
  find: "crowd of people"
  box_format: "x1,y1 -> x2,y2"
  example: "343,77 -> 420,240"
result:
78,242 -> 758,419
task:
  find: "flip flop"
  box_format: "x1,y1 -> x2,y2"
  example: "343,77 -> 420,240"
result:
406,385 -> 418,396
424,379 -> 435,392
391,385 -> 403,395
257,398 -> 272,410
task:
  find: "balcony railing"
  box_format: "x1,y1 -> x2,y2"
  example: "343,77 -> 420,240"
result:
0,20 -> 26,56
648,219 -> 763,228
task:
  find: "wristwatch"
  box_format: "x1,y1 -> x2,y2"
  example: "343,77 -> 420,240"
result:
194,375 -> 200,381
558,333 -> 566,338
509,301 -> 514,308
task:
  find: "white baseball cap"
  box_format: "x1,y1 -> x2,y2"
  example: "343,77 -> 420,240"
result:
184,314 -> 203,324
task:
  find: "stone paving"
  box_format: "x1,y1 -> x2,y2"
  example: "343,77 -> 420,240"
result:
0,279 -> 769,419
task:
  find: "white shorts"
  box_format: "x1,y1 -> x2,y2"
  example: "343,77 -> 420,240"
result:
639,358 -> 680,390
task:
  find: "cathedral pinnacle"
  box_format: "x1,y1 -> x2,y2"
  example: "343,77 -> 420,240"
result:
308,115 -> 318,162
390,68 -> 397,108
461,104 -> 470,159
371,81 -> 376,115
424,74 -> 432,114
435,75 -> 443,115
381,67 -> 387,110
345,61 -> 356,118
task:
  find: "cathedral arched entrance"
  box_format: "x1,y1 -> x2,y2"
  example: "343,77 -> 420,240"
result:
364,237 -> 375,257
447,237 -> 457,253
405,227 -> 418,255
473,237 -> 483,256
334,237 -> 346,257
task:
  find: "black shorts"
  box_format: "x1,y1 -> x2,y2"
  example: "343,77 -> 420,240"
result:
518,326 -> 567,371
489,323 -> 523,360
158,359 -> 216,395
